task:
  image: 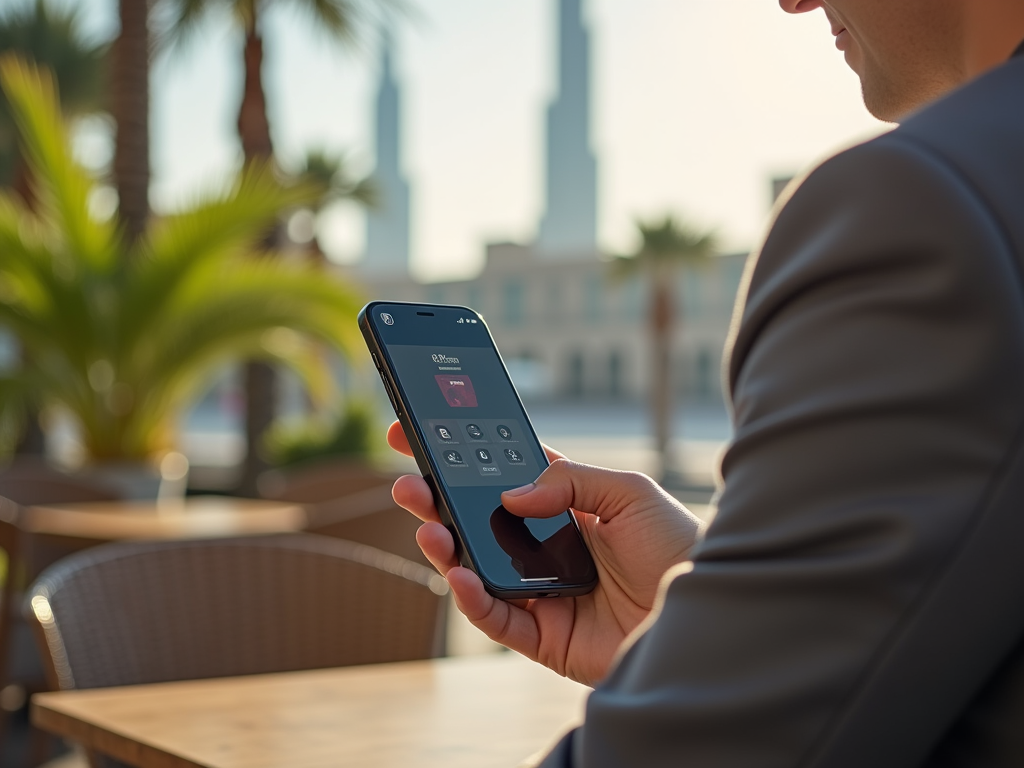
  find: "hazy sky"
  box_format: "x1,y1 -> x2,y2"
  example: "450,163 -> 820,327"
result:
65,0 -> 887,281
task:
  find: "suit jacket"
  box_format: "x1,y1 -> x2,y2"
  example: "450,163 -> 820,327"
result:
537,54 -> 1024,768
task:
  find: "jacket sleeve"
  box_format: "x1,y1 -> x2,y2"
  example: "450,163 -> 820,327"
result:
536,136 -> 1024,768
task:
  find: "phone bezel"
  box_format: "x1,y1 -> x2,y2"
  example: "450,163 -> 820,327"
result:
358,300 -> 598,599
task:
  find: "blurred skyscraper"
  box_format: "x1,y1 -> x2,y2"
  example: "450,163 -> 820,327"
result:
536,0 -> 598,259
363,34 -> 411,274
353,2 -> 744,406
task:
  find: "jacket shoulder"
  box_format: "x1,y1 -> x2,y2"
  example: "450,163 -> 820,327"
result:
730,129 -> 1021,395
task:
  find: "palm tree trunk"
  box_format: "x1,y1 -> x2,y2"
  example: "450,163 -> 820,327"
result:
650,278 -> 675,484
13,348 -> 46,456
111,0 -> 151,246
11,156 -> 46,455
237,20 -> 278,495
238,29 -> 273,159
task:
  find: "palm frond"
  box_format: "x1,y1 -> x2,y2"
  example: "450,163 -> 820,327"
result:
119,161 -> 318,355
614,213 -> 719,274
346,175 -> 378,207
0,59 -> 368,462
294,0 -> 414,42
128,261 -> 362,388
125,329 -> 339,460
0,194 -> 103,369
110,260 -> 363,458
294,0 -> 361,41
290,149 -> 378,209
0,56 -> 118,272
157,0 -> 222,50
0,0 -> 108,185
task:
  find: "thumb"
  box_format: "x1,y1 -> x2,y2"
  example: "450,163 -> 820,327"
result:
500,459 -> 667,523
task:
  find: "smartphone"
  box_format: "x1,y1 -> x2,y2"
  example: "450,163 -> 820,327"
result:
359,301 -> 598,599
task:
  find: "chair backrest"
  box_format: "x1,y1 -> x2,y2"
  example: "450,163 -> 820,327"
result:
0,462 -> 120,506
25,534 -> 449,692
257,458 -> 400,503
302,484 -> 430,568
257,460 -> 428,566
0,468 -> 122,583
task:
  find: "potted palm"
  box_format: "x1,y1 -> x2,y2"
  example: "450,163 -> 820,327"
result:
0,58 -> 365,497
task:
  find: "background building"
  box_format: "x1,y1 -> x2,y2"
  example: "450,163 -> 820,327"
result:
352,1 -> 746,406
352,243 -> 746,404
536,0 -> 598,259
362,35 -> 411,276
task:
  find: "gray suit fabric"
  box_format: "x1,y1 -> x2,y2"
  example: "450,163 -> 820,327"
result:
537,55 -> 1024,767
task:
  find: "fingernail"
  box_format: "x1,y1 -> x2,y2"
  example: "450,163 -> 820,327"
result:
503,483 -> 535,498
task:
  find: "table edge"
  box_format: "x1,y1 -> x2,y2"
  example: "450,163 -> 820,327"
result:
33,701 -> 206,768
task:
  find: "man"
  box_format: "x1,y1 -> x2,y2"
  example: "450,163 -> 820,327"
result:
389,1 -> 1024,764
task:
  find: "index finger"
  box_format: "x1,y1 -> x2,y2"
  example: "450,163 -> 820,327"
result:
387,420 -> 414,456
386,420 -> 566,462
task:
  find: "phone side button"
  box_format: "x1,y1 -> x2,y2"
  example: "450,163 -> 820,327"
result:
379,373 -> 402,415
371,353 -> 381,370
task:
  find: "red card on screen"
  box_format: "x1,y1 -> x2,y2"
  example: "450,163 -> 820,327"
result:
435,374 -> 478,407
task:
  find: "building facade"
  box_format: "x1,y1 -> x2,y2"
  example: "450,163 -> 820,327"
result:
349,243 -> 746,404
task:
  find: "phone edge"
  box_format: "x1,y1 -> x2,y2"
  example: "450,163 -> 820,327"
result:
358,300 -> 599,599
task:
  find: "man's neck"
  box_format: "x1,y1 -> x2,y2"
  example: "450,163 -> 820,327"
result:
963,3 -> 1024,73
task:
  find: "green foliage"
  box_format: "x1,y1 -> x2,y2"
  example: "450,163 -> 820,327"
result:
0,0 -> 108,185
292,148 -> 377,211
0,58 -> 366,461
264,400 -> 380,467
611,213 -> 719,280
158,0 -> 399,45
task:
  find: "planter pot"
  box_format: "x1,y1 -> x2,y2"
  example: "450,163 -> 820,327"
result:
83,452 -> 190,501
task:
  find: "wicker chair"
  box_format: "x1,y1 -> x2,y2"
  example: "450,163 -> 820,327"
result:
256,458 -> 401,502
258,460 -> 429,567
0,471 -> 122,583
301,485 -> 429,568
25,534 -> 449,768
0,478 -> 116,507
0,473 -> 121,766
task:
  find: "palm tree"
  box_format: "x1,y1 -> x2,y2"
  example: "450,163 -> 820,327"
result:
0,0 -> 108,455
158,0 -> 393,491
289,148 -> 376,258
110,0 -> 152,246
611,214 -> 718,485
0,0 -> 107,200
0,0 -> 107,198
294,149 -> 376,208
0,58 -> 364,463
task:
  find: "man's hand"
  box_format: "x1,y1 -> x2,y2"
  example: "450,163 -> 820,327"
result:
387,421 -> 704,686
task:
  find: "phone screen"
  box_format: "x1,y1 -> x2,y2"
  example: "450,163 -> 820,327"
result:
362,302 -> 597,596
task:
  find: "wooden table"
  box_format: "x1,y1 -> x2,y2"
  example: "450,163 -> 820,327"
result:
32,653 -> 589,768
22,496 -> 307,541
